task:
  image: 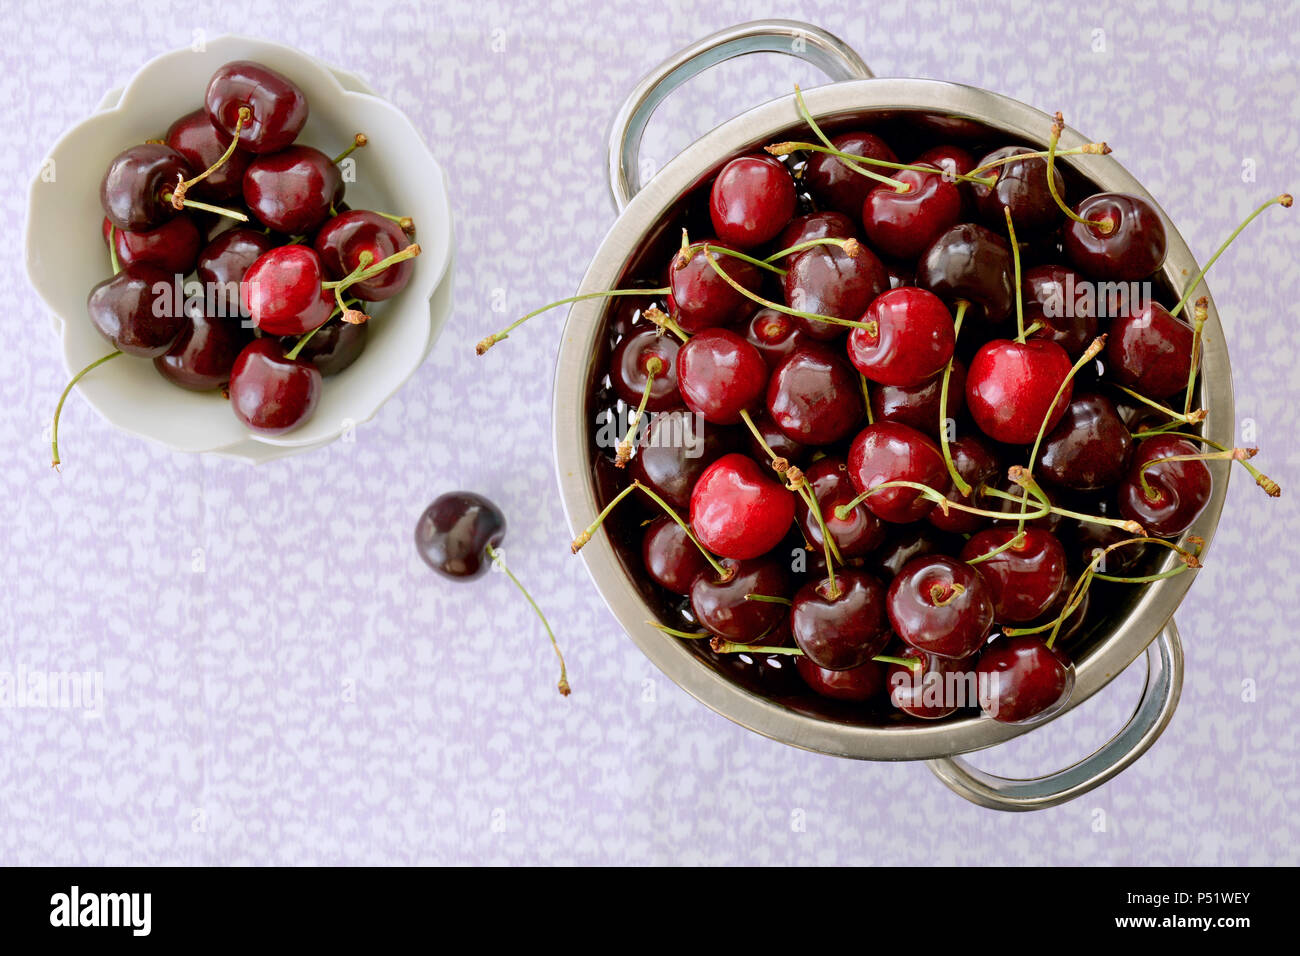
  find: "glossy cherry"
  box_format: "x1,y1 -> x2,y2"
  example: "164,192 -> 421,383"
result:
243,145 -> 343,235
286,319 -> 367,376
690,556 -> 790,641
961,527 -> 1067,623
886,644 -> 976,719
847,287 -> 955,387
776,210 -> 856,250
630,409 -> 735,511
886,555 -> 994,659
796,657 -> 885,702
668,240 -> 762,333
205,60 -> 309,155
101,215 -> 200,275
242,245 -> 335,336
744,308 -> 811,370
870,525 -> 966,579
795,456 -> 885,558
912,144 -> 976,182
847,422 -> 950,523
314,210 -> 414,301
1073,496 -> 1146,573
781,243 -> 888,340
928,435 -> 999,534
966,338 -> 1073,444
1106,302 -> 1194,398
869,359 -> 966,434
227,337 -> 322,434
1037,391 -> 1132,492
1117,436 -> 1212,537
87,264 -> 184,357
766,344 -> 864,445
976,636 -> 1074,724
100,143 -> 194,232
791,570 -> 890,670
165,108 -> 253,201
690,453 -> 795,560
970,146 -> 1064,232
1063,192 -> 1167,280
743,411 -> 806,467
915,223 -> 1015,322
413,491 -> 504,579
1023,264 -> 1098,359
861,164 -> 963,260
676,328 -> 768,425
642,516 -> 710,595
154,298 -> 251,390
610,327 -> 681,411
709,154 -> 797,249
803,131 -> 898,215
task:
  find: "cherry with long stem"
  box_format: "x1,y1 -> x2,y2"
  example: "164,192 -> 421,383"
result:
764,236 -> 862,264
967,140 -> 1110,177
485,543 -> 569,696
477,287 -> 670,354
1045,112 -> 1113,233
1131,428 -> 1279,497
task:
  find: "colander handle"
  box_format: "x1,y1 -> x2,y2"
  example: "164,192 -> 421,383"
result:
927,621 -> 1184,812
606,19 -> 873,211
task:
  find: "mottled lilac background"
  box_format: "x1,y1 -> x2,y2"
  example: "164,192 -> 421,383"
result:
3,0 -> 1298,864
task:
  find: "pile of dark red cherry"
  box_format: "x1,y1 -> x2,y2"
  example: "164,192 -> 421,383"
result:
485,104 -> 1284,722
59,59 -> 420,461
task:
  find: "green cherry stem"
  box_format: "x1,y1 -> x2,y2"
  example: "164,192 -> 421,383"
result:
285,296 -> 360,360
1183,297 -> 1207,417
764,236 -> 863,263
169,107 -> 249,209
331,133 -> 368,165
967,141 -> 1110,177
1004,207 -> 1026,342
486,543 -> 569,696
1045,111 -> 1113,233
160,191 -> 249,222
766,140 -> 996,188
477,287 -> 669,354
1169,194 -> 1292,318
834,480 -> 1051,523
704,254 -> 869,330
963,529 -> 1026,565
648,621 -> 711,639
939,300 -> 970,495
744,593 -> 793,606
616,356 -> 662,466
51,350 -> 123,469
1130,429 -> 1280,497
701,243 -> 787,276
1114,384 -> 1206,426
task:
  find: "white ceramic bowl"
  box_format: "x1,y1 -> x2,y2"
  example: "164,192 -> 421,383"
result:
25,35 -> 455,463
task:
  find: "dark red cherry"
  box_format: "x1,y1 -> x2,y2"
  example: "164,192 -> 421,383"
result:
928,435 -> 999,534
915,223 -> 1014,323
966,338 -> 1073,444
243,146 -> 342,235
676,327 -> 768,425
709,154 -> 797,249
690,556 -> 790,641
668,240 -> 762,333
1073,496 -> 1146,573
1022,264 -> 1098,359
869,525 -> 966,579
1117,436 -> 1212,537
285,318 -> 367,376
743,411 -> 806,467
912,145 -> 976,181
981,474 -> 1068,535
776,210 -> 856,250
961,527 -> 1067,623
228,337 -> 322,434
886,555 -> 994,659
314,210 -> 414,301
869,359 -> 966,434
243,245 -> 334,336
886,643 -> 977,719
744,308 -> 812,370
100,143 -> 194,232
977,636 -> 1074,724
630,409 -> 735,511
970,146 -> 1064,231
796,456 -> 886,558
1037,392 -> 1132,492
414,491 -> 505,580
803,131 -> 898,215
164,108 -> 253,201
101,214 -> 200,275
87,264 -> 184,357
1064,193 -> 1167,280
1106,302 -> 1194,398
796,656 -> 885,702
791,570 -> 889,670
196,227 -> 275,320
781,243 -> 888,340
1023,572 -> 1091,648
205,60 -> 309,155
610,327 -> 681,411
847,287 -> 955,387
642,516 -> 710,595
847,422 -> 950,523
861,164 -> 963,260
154,298 -> 252,390
690,453 -> 795,560
766,343 -> 864,445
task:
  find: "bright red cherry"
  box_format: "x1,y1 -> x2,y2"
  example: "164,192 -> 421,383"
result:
781,243 -> 888,340
976,636 -> 1074,724
205,60 -> 309,155
101,214 -> 200,275
861,164 -> 963,260
243,145 -> 342,235
766,344 -> 864,445
791,570 -> 890,670
795,456 -> 885,558
668,241 -> 762,333
609,327 -> 680,411
846,422 -> 950,523
314,211 -> 415,301
886,555 -> 994,659
242,245 -> 334,336
709,154 -> 797,249
690,557 -> 790,641
961,527 -> 1067,623
966,338 -> 1073,444
1117,436 -> 1212,537
1036,392 -> 1133,492
164,108 -> 253,201
690,453 -> 795,560
915,223 -> 1015,323
1063,192 -> 1167,280
676,328 -> 768,425
796,657 -> 885,702
1106,302 -> 1194,398
803,131 -> 898,215
228,338 -> 322,434
846,287 -> 955,387
744,308 -> 812,370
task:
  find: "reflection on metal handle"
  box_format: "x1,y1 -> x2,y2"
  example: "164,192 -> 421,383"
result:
606,19 -> 873,211
928,622 -> 1184,812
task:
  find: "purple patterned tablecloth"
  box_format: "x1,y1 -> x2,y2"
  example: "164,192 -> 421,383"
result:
2,0 -> 1297,864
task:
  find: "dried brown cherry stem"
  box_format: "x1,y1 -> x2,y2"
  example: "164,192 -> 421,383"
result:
1130,429 -> 1280,497
170,106 -> 250,209
1168,194 -> 1292,318
1046,111 -> 1113,233
939,300 -> 970,495
616,356 -> 663,466
476,287 -> 670,354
